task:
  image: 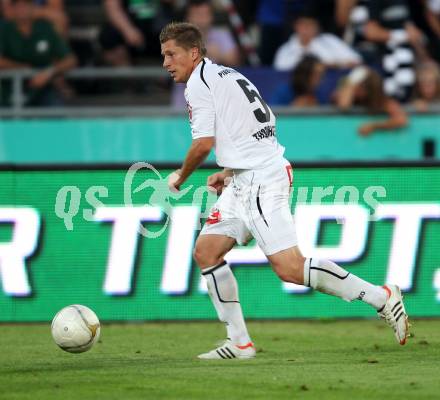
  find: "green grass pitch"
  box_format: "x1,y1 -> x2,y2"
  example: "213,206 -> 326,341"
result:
1,320 -> 439,400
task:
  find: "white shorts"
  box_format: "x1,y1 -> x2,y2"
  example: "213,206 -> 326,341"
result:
200,158 -> 298,255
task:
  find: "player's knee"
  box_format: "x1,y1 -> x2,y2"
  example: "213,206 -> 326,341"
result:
193,242 -> 221,268
192,245 -> 204,266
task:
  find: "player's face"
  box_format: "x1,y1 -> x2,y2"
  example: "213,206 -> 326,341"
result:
161,40 -> 199,83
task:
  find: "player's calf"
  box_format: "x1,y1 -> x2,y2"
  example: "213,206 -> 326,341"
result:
267,247 -> 305,285
193,235 -> 254,357
269,247 -> 388,310
303,258 -> 388,309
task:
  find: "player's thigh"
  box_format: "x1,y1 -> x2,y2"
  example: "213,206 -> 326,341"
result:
195,185 -> 250,268
246,185 -> 297,256
266,246 -> 305,284
193,234 -> 236,269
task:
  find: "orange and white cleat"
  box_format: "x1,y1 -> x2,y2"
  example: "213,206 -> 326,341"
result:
378,285 -> 410,345
197,340 -> 256,359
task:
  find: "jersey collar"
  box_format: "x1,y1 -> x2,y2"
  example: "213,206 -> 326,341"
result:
191,57 -> 212,79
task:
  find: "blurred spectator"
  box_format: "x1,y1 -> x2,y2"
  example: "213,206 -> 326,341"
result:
335,0 -> 356,30
1,0 -> 68,36
412,61 -> 440,111
273,11 -> 361,71
364,0 -> 428,102
424,0 -> 440,62
0,0 -> 76,106
291,55 -> 325,106
337,0 -> 380,64
308,0 -> 343,36
186,0 -> 240,66
232,0 -> 257,27
171,0 -> 241,108
256,0 -> 288,66
270,62 -> 347,106
334,66 -> 408,136
99,0 -> 174,66
426,0 -> 440,34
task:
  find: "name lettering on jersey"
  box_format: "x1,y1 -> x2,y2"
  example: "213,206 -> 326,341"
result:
252,125 -> 276,141
218,68 -> 237,78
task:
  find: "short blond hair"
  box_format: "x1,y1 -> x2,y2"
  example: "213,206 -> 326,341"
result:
160,22 -> 207,57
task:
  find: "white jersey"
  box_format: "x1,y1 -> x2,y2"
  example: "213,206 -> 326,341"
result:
184,58 -> 285,170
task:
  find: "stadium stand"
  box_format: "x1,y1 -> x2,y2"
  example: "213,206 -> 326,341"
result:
0,0 -> 439,124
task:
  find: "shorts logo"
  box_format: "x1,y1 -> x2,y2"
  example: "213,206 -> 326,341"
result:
357,291 -> 366,301
206,208 -> 221,225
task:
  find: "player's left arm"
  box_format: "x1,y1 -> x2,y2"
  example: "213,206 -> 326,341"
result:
168,137 -> 214,191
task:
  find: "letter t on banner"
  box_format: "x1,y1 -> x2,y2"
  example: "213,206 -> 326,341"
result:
94,206 -> 163,295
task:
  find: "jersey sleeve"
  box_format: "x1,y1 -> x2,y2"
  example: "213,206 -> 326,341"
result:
185,77 -> 215,140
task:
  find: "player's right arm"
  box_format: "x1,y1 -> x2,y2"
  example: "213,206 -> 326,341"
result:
169,137 -> 215,192
181,62 -> 218,190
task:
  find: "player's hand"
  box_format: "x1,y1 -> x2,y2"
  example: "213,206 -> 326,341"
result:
207,172 -> 229,195
168,169 -> 183,193
29,69 -> 53,89
124,27 -> 144,48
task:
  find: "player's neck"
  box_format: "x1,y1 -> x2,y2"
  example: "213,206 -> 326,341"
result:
194,56 -> 204,69
187,56 -> 204,81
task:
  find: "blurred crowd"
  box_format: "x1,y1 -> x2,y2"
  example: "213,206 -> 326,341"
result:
1,0 -> 440,134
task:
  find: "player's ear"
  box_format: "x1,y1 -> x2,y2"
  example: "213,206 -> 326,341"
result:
191,47 -> 198,61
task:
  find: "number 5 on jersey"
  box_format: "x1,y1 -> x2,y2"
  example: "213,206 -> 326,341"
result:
236,79 -> 271,123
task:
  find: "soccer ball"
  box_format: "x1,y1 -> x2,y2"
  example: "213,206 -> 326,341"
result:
51,305 -> 101,353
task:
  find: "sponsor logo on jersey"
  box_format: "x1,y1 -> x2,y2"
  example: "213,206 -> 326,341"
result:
252,125 -> 276,141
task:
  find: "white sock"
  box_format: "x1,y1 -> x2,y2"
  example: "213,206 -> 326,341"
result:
202,261 -> 252,345
303,258 -> 387,310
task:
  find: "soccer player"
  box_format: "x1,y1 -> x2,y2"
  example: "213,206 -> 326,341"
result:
160,22 -> 409,360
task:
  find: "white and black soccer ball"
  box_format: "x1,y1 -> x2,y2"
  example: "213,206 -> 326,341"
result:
51,305 -> 101,353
